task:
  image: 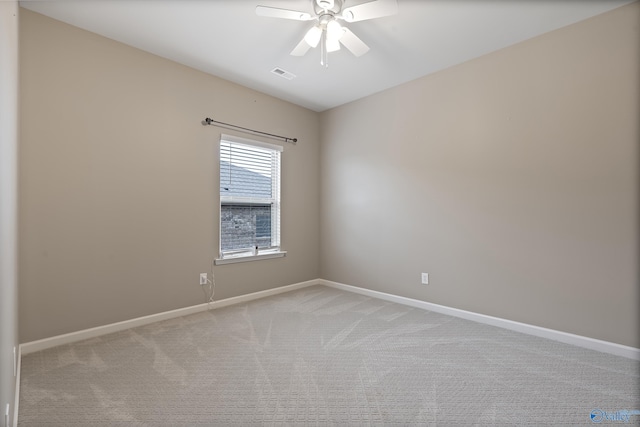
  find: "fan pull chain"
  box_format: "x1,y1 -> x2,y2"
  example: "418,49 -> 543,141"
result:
321,29 -> 328,68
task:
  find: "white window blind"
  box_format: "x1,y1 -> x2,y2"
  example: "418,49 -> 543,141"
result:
219,134 -> 282,258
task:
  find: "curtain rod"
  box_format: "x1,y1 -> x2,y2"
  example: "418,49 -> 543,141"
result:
203,117 -> 297,144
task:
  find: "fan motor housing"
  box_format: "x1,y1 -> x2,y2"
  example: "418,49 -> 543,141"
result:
315,0 -> 342,15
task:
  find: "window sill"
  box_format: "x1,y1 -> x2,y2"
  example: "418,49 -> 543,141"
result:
214,250 -> 287,265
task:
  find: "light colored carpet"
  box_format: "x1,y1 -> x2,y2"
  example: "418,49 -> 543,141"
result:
18,285 -> 640,426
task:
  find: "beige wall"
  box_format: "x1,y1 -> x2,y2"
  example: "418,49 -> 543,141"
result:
19,9 -> 320,343
320,3 -> 639,347
1,1 -> 19,423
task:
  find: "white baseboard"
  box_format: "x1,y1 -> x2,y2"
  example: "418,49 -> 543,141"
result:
320,279 -> 640,361
20,279 -> 320,355
19,276 -> 639,362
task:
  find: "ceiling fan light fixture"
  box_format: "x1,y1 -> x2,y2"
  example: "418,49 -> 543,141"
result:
304,25 -> 322,48
326,37 -> 341,52
326,19 -> 344,41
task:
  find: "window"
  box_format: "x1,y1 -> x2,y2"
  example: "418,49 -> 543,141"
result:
217,134 -> 284,263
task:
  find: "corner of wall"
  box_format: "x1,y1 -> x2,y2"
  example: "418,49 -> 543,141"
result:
0,2 -> 20,425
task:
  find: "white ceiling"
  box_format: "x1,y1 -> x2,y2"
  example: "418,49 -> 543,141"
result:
20,0 -> 634,112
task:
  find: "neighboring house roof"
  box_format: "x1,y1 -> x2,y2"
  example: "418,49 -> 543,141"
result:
220,160 -> 272,199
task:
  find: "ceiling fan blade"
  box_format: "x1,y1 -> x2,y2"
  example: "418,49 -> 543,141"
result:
290,38 -> 312,56
256,6 -> 314,21
339,28 -> 370,57
341,0 -> 398,23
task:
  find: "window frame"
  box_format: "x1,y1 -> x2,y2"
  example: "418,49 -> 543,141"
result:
215,134 -> 286,265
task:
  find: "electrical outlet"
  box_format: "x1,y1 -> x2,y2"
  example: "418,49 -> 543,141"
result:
200,273 -> 208,285
421,273 -> 429,285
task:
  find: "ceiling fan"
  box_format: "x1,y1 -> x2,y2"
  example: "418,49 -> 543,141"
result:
256,0 -> 398,67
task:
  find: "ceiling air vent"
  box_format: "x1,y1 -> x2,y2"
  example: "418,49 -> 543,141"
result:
271,67 -> 296,80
